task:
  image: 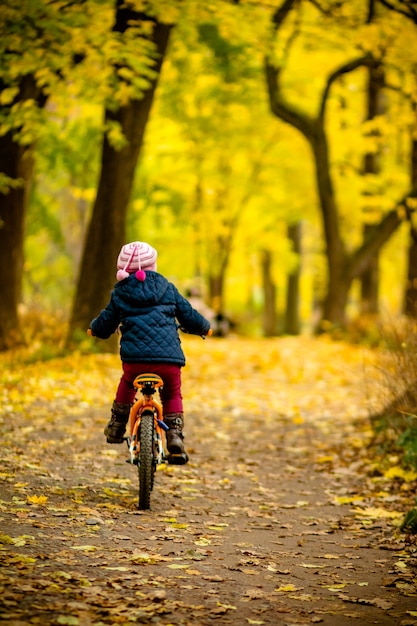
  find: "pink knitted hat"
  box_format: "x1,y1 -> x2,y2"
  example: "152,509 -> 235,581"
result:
116,241 -> 157,282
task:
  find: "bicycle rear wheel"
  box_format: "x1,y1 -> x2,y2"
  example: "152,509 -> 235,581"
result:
138,410 -> 155,510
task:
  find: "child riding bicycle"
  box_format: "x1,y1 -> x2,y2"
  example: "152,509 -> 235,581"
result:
87,241 -> 211,461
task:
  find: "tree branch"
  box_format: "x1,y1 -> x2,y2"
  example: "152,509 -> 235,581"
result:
265,0 -> 318,142
319,55 -> 373,120
265,61 -> 318,142
377,0 -> 417,23
271,0 -> 298,30
347,187 -> 417,279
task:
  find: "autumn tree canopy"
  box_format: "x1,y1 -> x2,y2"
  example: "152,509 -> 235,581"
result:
1,0 -> 416,348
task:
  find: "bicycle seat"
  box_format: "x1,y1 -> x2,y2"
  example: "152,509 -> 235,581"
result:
133,373 -> 164,390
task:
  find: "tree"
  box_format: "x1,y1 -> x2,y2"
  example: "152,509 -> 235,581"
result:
403,92 -> 417,317
0,78 -> 46,350
68,1 -> 173,341
284,222 -> 301,334
0,0 -> 89,350
260,249 -> 278,336
360,58 -> 386,315
377,0 -> 417,318
265,0 -> 416,328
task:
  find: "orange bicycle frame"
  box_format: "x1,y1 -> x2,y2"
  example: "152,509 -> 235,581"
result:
128,374 -> 166,464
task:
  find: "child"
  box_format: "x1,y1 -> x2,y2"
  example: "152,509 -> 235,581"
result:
88,241 -> 211,460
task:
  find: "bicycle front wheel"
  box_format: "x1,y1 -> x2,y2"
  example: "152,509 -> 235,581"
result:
138,410 -> 155,510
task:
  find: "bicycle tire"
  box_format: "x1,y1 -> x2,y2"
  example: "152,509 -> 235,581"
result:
138,410 -> 155,510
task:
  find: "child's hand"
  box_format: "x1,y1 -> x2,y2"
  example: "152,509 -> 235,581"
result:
87,328 -> 94,337
207,328 -> 213,337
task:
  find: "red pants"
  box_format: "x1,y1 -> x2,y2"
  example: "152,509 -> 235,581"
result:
115,362 -> 183,414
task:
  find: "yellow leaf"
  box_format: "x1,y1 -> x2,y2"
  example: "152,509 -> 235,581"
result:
384,466 -> 417,482
274,584 -> 297,592
130,552 -> 160,564
12,535 -> 34,547
333,495 -> 364,505
216,602 -> 236,610
354,506 -> 403,519
70,545 -> 98,552
171,523 -> 189,529
10,554 -> 36,565
57,617 -> 79,626
195,538 -> 211,546
27,494 -> 48,505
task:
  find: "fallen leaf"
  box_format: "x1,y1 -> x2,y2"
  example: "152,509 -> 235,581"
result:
27,494 -> 48,505
274,584 -> 298,592
56,617 -> 79,625
353,506 -> 403,520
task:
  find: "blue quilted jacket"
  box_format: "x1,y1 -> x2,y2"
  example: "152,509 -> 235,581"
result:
90,271 -> 211,365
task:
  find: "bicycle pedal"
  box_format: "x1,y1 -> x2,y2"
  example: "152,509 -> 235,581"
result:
166,452 -> 189,465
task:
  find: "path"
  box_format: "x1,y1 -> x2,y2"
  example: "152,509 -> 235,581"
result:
1,336 -> 417,626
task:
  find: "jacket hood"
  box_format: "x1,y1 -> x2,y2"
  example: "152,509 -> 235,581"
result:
113,271 -> 170,308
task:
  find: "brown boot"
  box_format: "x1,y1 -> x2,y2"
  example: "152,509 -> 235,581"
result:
104,401 -> 131,443
164,413 -> 186,454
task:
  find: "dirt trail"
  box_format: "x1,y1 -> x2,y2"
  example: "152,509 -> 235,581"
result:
1,337 -> 417,626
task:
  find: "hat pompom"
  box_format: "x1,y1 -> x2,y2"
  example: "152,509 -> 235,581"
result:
135,269 -> 146,281
117,269 -> 130,281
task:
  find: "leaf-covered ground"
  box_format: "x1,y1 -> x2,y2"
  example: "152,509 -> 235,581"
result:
1,336 -> 417,626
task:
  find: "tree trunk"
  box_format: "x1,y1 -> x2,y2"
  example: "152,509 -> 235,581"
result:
360,224 -> 380,315
261,249 -> 277,337
68,8 -> 172,341
284,222 -> 301,335
0,136 -> 30,349
265,2 -> 409,329
311,126 -> 348,326
209,272 -> 225,314
404,228 -> 417,317
360,62 -> 385,314
404,99 -> 417,318
0,76 -> 47,351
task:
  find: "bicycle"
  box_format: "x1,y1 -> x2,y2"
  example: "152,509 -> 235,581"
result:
125,328 -> 213,509
126,372 -> 188,510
